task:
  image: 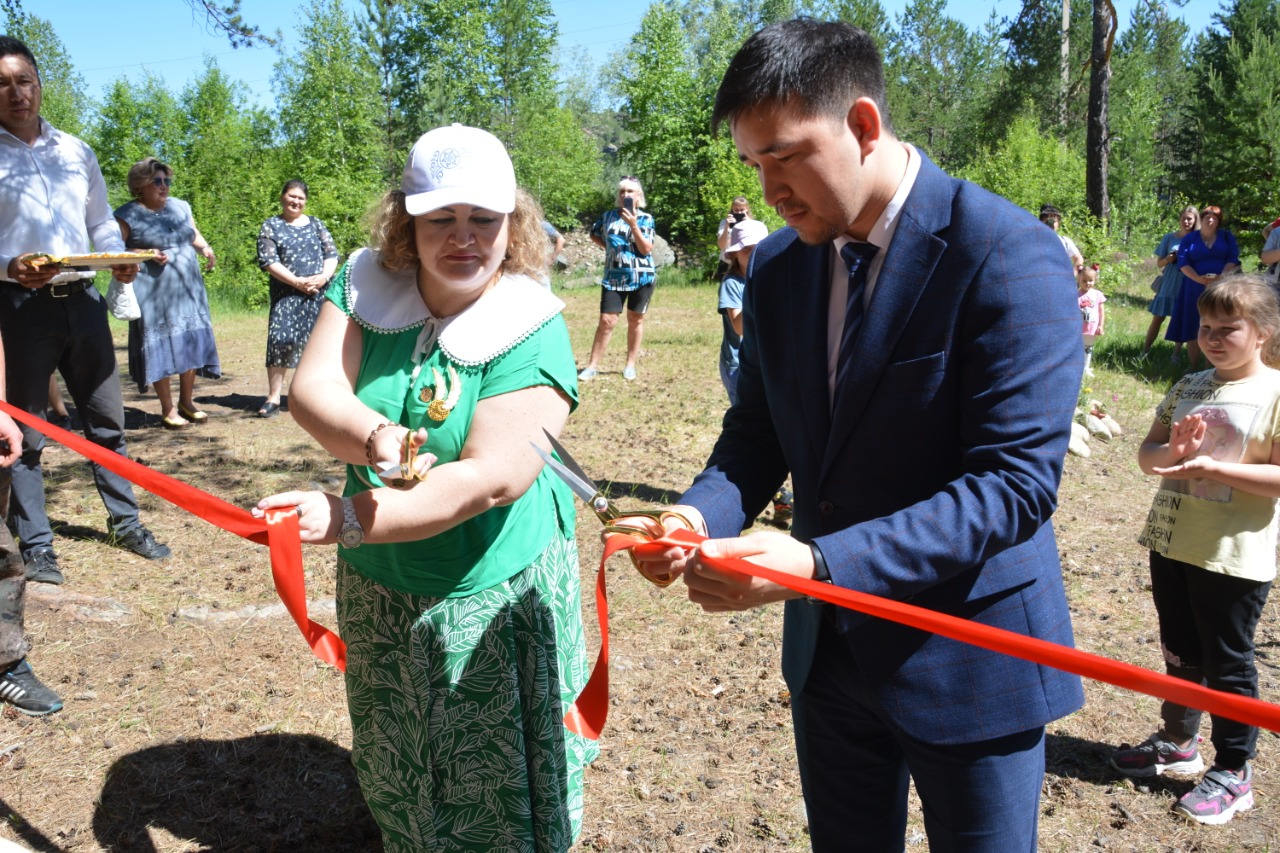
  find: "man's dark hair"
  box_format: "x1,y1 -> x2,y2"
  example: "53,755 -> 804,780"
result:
0,36 -> 38,80
712,18 -> 890,134
1039,204 -> 1062,220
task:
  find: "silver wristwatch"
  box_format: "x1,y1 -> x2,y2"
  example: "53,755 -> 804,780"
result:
338,496 -> 364,548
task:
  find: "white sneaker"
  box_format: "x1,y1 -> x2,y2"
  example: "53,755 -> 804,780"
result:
578,367 -> 598,380
622,365 -> 637,381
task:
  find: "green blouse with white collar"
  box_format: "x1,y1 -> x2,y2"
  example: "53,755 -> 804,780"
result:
324,254 -> 579,598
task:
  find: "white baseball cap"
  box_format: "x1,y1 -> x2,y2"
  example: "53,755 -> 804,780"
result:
402,124 -> 516,216
727,219 -> 769,253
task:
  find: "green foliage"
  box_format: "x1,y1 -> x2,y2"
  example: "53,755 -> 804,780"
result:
883,0 -> 1001,169
176,64 -> 279,308
509,97 -> 604,229
273,0 -> 387,264
958,110 -> 1086,217
617,3 -> 711,245
90,76 -> 185,208
1200,25 -> 1280,233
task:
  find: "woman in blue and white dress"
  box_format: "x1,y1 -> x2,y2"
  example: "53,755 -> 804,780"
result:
1143,205 -> 1199,358
114,158 -> 220,430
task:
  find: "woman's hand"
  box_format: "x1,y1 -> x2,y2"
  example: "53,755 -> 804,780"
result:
152,250 -> 170,266
252,490 -> 341,543
371,425 -> 437,489
200,245 -> 216,272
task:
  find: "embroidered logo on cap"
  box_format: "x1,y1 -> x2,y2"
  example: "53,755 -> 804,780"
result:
430,149 -> 460,183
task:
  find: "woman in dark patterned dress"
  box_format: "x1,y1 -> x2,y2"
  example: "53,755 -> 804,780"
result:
255,180 -> 338,417
113,158 -> 220,430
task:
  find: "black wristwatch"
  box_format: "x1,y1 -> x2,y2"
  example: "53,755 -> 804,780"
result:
810,542 -> 831,583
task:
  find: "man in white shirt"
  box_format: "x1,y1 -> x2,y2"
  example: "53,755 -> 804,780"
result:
0,36 -> 170,594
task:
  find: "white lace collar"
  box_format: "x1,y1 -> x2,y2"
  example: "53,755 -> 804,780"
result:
343,247 -> 565,367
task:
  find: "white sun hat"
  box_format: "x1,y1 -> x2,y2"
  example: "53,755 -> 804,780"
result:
726,219 -> 769,253
401,124 -> 516,216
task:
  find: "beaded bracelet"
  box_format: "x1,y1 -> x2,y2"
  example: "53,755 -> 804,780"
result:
364,421 -> 394,467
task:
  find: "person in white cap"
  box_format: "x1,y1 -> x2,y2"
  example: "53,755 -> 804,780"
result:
718,218 -> 769,404
578,176 -> 657,381
255,124 -> 596,850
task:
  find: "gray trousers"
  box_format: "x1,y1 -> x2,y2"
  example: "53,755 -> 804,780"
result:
0,282 -> 142,559
0,467 -> 29,668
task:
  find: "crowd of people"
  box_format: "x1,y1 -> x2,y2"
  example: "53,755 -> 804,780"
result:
4,14 -> 1280,851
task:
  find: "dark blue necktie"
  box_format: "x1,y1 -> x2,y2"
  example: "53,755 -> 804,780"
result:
837,241 -> 879,379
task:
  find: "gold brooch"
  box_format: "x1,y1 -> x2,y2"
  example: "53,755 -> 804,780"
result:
426,364 -> 462,423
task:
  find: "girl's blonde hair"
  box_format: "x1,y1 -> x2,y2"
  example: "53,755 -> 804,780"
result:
368,187 -> 548,278
1178,205 -> 1200,230
1198,273 -> 1280,367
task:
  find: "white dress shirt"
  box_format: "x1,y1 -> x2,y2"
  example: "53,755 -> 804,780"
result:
826,142 -> 922,404
0,118 -> 125,283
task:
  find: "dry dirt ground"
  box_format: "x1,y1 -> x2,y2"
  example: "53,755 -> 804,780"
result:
2,278 -> 1279,851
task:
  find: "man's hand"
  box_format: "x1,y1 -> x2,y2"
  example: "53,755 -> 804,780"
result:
683,530 -> 813,612
8,254 -> 59,289
0,412 -> 21,467
616,506 -> 705,586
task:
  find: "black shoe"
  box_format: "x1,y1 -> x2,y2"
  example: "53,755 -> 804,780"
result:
47,412 -> 72,431
0,659 -> 63,715
116,526 -> 171,560
24,549 -> 63,585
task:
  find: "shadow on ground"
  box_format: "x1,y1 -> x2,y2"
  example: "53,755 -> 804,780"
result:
91,733 -> 381,852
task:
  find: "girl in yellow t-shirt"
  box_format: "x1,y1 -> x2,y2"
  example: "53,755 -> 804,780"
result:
1113,274 -> 1280,825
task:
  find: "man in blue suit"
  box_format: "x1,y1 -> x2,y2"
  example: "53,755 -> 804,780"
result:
633,19 -> 1085,850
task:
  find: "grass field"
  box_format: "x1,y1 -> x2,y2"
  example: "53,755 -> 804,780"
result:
1,256 -> 1278,851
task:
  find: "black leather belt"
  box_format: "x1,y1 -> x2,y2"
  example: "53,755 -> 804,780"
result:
46,280 -> 92,298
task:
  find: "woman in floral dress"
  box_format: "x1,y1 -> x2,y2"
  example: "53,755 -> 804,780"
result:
255,179 -> 338,417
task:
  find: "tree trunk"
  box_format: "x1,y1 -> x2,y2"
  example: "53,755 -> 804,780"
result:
1060,0 -> 1070,128
1086,0 -> 1114,223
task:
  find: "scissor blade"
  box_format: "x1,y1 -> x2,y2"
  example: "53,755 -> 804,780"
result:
529,441 -> 601,506
541,429 -> 599,487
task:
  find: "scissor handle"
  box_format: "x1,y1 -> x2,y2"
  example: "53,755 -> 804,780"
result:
603,511 -> 702,588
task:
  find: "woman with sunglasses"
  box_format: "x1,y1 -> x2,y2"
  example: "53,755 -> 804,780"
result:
1167,204 -> 1240,369
114,157 -> 220,429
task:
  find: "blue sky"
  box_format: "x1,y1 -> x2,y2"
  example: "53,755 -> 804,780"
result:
38,0 -> 1227,109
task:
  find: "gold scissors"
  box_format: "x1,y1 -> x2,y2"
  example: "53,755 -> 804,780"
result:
531,429 -> 694,585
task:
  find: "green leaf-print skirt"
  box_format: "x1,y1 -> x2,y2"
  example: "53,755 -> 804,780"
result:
336,534 -> 598,852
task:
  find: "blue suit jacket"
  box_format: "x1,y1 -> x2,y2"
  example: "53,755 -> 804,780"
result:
682,153 -> 1085,744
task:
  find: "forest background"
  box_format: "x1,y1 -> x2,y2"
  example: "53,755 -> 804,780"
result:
9,0 -> 1280,306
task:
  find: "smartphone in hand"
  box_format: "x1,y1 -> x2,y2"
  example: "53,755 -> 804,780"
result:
622,197 -> 635,213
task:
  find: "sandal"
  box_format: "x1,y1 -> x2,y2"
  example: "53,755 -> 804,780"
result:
178,403 -> 208,423
257,401 -> 281,419
161,414 -> 191,430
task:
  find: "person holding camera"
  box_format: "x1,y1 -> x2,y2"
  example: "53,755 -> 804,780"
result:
716,196 -> 752,266
578,177 -> 656,381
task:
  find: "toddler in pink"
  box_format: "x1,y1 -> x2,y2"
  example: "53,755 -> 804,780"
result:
1078,263 -> 1106,376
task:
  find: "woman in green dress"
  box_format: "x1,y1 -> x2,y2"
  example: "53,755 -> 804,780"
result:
254,125 -> 595,851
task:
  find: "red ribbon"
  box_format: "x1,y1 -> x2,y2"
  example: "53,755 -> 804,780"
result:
0,401 -> 345,671
564,526 -> 1280,741
13,397 -> 1278,742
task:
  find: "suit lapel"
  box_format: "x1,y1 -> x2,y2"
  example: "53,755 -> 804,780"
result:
821,157 -> 950,479
783,243 -> 832,464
